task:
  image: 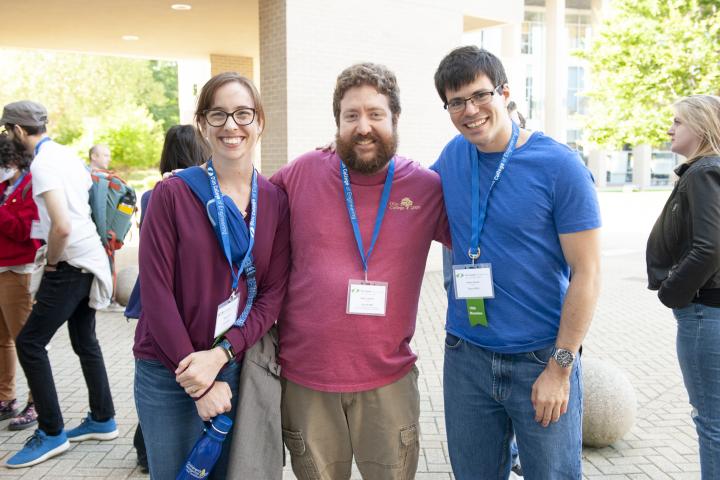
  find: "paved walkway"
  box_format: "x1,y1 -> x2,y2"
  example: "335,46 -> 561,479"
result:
0,191 -> 702,479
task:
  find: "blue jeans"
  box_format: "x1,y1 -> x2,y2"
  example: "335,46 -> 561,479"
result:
674,303 -> 720,479
443,333 -> 582,480
134,359 -> 240,480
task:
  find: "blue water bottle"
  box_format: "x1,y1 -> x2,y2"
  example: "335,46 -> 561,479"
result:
176,415 -> 233,479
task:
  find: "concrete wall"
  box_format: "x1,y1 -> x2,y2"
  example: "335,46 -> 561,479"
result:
177,59 -> 212,125
260,0 -> 494,174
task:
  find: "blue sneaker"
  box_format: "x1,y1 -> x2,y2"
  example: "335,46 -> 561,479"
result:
66,413 -> 118,442
5,429 -> 70,468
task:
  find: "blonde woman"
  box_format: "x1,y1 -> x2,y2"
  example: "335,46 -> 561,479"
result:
647,94 -> 720,479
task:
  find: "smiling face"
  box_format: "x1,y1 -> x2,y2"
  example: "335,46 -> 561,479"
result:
445,74 -> 512,153
667,113 -> 701,159
335,84 -> 397,174
201,81 -> 262,165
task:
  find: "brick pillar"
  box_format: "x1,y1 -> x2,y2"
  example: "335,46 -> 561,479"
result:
210,54 -> 254,79
259,0 -> 288,175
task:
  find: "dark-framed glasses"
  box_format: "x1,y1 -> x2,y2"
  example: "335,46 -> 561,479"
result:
444,85 -> 502,114
203,108 -> 256,127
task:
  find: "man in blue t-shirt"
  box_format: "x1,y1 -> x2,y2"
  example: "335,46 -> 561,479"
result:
431,46 -> 601,479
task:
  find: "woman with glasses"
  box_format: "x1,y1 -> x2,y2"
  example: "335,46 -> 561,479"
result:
124,124 -> 209,473
647,94 -> 720,479
133,72 -> 290,479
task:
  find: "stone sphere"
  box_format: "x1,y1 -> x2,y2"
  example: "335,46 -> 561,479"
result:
582,358 -> 637,448
115,265 -> 139,306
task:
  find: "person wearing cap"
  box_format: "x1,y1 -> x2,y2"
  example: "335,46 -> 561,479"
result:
1,101 -> 118,469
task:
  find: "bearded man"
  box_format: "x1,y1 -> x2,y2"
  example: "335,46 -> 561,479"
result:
270,63 -> 450,480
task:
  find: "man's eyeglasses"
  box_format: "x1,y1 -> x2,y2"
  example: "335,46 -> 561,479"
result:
203,108 -> 256,127
444,85 -> 502,114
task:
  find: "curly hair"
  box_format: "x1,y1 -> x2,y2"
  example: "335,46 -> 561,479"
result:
0,135 -> 31,170
332,63 -> 401,126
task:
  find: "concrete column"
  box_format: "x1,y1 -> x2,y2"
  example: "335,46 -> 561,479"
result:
591,0 -> 608,27
587,147 -> 608,188
177,59 -> 211,124
632,144 -> 652,190
544,0 -> 567,143
501,22 -> 525,109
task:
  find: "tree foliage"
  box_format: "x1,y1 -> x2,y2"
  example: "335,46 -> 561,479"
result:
577,0 -> 720,149
0,50 -> 178,168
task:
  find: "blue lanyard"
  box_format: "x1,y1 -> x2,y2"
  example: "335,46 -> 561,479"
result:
33,137 -> 51,156
1,171 -> 26,205
9,171 -> 26,191
340,158 -> 395,279
468,122 -> 520,262
206,159 -> 258,327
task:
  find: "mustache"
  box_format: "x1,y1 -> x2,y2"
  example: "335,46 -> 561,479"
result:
352,133 -> 380,143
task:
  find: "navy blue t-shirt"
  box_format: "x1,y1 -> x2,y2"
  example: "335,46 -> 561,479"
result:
431,132 -> 601,353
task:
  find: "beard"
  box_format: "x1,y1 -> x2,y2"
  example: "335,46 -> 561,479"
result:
336,128 -> 398,175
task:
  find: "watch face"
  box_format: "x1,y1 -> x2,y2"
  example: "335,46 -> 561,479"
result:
554,349 -> 574,368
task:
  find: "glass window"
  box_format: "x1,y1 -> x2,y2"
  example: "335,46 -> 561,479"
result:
566,13 -> 591,50
525,68 -> 534,119
567,66 -> 587,115
522,11 -> 544,55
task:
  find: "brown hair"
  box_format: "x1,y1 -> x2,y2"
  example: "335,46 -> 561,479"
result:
674,95 -> 720,162
194,72 -> 265,135
332,63 -> 401,127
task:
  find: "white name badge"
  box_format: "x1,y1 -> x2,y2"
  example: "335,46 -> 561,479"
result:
214,293 -> 239,339
346,280 -> 388,316
453,264 -> 495,299
30,220 -> 45,240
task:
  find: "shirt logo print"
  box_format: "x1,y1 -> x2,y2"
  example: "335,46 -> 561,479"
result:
388,197 -> 421,211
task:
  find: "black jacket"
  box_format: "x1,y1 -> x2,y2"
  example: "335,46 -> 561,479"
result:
646,156 -> 720,308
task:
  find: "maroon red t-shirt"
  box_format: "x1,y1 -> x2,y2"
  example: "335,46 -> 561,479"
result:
271,151 -> 450,392
133,175 -> 290,373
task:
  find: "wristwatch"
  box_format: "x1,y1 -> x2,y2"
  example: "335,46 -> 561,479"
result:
551,348 -> 576,368
218,338 -> 235,363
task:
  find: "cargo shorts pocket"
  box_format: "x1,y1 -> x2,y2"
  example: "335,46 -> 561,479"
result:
283,429 -> 321,480
398,424 -> 420,480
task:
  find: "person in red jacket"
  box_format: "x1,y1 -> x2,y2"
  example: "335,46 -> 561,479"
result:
0,134 -> 40,430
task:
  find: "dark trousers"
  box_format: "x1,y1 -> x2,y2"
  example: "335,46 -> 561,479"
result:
16,262 -> 115,435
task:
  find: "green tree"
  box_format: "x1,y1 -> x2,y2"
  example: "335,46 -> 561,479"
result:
0,50 -> 178,168
99,106 -> 164,169
149,60 -> 180,132
578,0 -> 720,149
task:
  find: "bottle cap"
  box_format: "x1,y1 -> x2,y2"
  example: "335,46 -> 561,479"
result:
211,414 -> 233,435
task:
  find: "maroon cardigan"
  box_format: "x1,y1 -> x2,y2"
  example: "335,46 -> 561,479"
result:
133,175 -> 290,373
0,173 -> 41,267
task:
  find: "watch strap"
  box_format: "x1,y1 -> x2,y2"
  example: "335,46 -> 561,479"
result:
218,338 -> 235,363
